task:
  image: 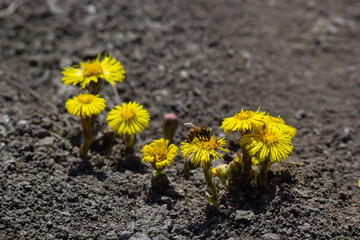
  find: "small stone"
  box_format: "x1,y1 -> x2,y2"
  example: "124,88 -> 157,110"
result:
302,223 -> 311,231
154,234 -> 169,240
40,137 -> 55,145
120,231 -> 132,239
86,4 -> 96,14
41,117 -> 53,129
295,110 -> 306,119
60,211 -> 70,216
234,210 -> 255,222
161,196 -> 174,207
0,125 -> 7,137
262,233 -> 280,240
106,230 -> 118,240
2,115 -> 10,123
180,70 -> 189,78
129,233 -> 150,240
16,120 -> 29,127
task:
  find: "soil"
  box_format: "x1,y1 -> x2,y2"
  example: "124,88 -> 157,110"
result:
1,0 -> 360,239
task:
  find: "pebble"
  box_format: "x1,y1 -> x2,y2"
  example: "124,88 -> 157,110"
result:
180,70 -> 189,78
2,115 -> 10,123
295,109 -> 306,119
129,233 -> 150,240
16,120 -> 29,127
106,230 -> 118,240
40,136 -> 55,145
154,234 -> 169,240
120,231 -> 132,239
0,125 -> 7,137
161,196 -> 174,206
261,233 -> 280,240
234,210 -> 255,222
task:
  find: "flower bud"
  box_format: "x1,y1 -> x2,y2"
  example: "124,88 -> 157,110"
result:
228,160 -> 242,181
214,164 -> 229,187
163,113 -> 178,141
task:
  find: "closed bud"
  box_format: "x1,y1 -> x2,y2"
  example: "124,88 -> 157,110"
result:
228,160 -> 242,181
214,164 -> 229,187
163,113 -> 178,141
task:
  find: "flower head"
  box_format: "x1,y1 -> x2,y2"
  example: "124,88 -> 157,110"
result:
65,92 -> 105,117
141,138 -> 178,171
106,101 -> 150,135
62,54 -> 125,89
241,125 -> 293,163
181,135 -> 229,168
263,115 -> 297,138
220,108 -> 265,135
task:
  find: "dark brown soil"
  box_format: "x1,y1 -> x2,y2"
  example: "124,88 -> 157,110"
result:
1,0 -> 360,239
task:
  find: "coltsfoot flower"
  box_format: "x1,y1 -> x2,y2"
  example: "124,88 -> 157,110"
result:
220,108 -> 265,135
65,92 -> 106,117
263,115 -> 297,138
141,138 -> 178,171
181,135 -> 229,168
241,125 -> 293,163
62,53 -> 125,89
106,101 -> 150,135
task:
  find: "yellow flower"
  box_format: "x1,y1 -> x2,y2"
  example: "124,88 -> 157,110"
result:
62,53 -> 125,89
264,115 -> 297,138
241,125 -> 293,163
220,108 -> 265,135
106,101 -> 150,135
181,135 -> 229,168
65,93 -> 105,117
141,138 -> 178,171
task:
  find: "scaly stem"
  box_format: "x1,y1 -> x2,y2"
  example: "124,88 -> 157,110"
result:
79,115 -> 93,159
258,157 -> 271,189
88,79 -> 102,130
242,148 -> 252,175
153,169 -> 165,178
203,161 -> 218,205
88,79 -> 102,95
124,134 -> 136,150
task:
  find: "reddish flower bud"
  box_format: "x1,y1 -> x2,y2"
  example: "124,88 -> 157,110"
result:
163,113 -> 178,141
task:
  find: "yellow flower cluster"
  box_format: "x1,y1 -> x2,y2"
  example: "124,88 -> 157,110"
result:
62,53 -> 150,158
62,53 -> 150,136
221,108 -> 295,164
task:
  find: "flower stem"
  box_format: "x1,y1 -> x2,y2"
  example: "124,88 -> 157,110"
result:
242,148 -> 252,174
79,115 -> 93,159
89,79 -> 102,95
203,161 -> 218,205
88,79 -> 102,129
124,134 -> 136,150
258,157 -> 271,189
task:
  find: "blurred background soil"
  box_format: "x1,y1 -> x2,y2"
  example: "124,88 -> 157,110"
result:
0,0 -> 360,239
